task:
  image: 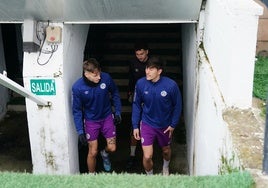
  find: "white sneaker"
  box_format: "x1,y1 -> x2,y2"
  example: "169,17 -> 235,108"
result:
162,167 -> 169,176
145,169 -> 153,175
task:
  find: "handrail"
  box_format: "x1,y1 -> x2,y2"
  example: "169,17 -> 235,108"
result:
0,72 -> 51,107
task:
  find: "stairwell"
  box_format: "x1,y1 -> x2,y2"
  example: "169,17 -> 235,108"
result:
81,24 -> 188,174
84,24 -> 183,113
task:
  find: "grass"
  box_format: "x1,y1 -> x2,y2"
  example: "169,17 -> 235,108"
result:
0,171 -> 254,188
253,56 -> 268,100
253,56 -> 268,115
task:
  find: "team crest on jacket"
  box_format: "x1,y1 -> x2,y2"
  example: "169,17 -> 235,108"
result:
100,83 -> 106,89
161,90 -> 167,97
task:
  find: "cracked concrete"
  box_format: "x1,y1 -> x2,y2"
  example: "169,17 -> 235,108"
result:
223,98 -> 268,188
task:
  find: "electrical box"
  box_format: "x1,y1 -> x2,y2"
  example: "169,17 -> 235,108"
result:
46,26 -> 62,43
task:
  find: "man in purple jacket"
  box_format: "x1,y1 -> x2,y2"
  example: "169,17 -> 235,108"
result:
72,58 -> 122,173
132,56 -> 182,176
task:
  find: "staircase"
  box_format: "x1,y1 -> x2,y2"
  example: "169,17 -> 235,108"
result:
84,24 -> 182,113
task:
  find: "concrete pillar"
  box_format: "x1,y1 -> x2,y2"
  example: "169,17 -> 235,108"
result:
23,22 -> 89,174
203,0 -> 263,108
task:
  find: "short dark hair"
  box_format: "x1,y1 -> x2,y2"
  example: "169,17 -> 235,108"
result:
134,42 -> 148,51
83,58 -> 101,72
146,56 -> 164,70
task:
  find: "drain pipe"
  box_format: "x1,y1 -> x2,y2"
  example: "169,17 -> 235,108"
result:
263,94 -> 268,174
0,72 -> 51,107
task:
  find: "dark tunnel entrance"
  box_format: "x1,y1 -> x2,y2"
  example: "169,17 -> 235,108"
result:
78,24 -> 188,174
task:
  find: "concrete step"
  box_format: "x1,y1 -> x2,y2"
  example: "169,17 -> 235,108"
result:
7,104 -> 26,112
85,24 -> 182,114
7,97 -> 26,112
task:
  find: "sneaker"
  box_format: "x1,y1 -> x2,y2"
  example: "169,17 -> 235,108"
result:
125,156 -> 136,170
100,150 -> 111,172
145,169 -> 153,175
162,167 -> 169,176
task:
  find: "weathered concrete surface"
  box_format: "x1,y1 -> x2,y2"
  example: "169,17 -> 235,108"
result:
223,98 -> 268,188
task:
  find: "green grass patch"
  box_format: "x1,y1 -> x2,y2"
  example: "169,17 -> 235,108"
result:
0,171 -> 254,188
253,56 -> 268,100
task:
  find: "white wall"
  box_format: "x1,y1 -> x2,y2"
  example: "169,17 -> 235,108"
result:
63,24 -> 89,173
181,23 -> 198,175
203,0 -> 263,109
181,0 -> 262,176
23,23 -> 88,174
0,26 -> 9,120
194,49 -> 240,175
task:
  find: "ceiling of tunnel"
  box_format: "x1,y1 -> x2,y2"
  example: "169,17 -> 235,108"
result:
0,0 -> 203,23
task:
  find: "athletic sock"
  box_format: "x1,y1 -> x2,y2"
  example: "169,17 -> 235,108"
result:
163,159 -> 170,168
101,149 -> 109,157
145,169 -> 153,175
130,146 -> 136,156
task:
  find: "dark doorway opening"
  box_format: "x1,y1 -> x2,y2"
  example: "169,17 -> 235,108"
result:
0,24 -> 31,172
79,23 -> 187,175
1,24 -> 23,86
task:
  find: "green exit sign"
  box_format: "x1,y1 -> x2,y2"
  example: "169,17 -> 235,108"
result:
30,79 -> 56,95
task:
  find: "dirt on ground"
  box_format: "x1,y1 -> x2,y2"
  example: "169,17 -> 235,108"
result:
223,97 -> 268,188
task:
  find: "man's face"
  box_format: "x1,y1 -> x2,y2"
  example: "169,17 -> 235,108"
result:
84,70 -> 101,83
135,49 -> 149,62
145,66 -> 162,82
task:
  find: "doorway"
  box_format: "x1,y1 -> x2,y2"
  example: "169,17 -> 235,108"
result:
78,23 -> 188,174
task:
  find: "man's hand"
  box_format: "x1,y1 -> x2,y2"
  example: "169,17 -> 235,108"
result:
164,126 -> 175,138
133,128 -> 141,140
79,134 -> 88,146
113,114 -> 122,126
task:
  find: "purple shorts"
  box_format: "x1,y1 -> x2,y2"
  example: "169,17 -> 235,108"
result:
84,114 -> 116,141
140,122 -> 171,147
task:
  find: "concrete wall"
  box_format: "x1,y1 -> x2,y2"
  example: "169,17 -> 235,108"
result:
194,48 -> 240,175
63,24 -> 90,173
181,23 -> 198,175
181,0 -> 263,175
23,23 -> 88,174
0,26 -> 9,120
203,0 -> 262,109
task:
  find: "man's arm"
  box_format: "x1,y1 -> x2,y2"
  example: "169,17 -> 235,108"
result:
131,81 -> 142,129
170,83 -> 182,128
72,87 -> 84,135
109,75 -> 122,116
